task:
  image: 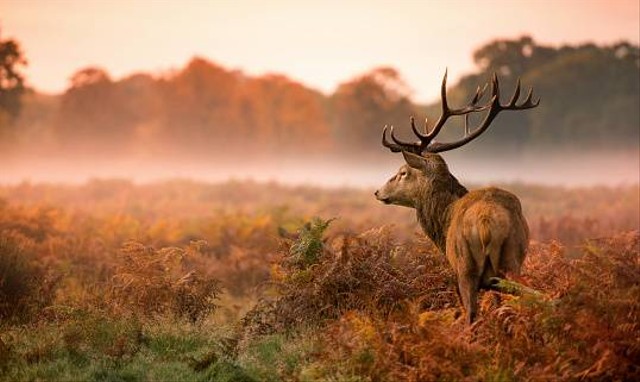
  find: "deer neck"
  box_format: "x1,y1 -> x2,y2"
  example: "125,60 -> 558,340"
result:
416,173 -> 468,252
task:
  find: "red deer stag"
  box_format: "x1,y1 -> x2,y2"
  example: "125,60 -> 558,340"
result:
374,71 -> 539,324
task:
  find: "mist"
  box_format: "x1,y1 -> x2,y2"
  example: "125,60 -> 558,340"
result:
2,149 -> 638,188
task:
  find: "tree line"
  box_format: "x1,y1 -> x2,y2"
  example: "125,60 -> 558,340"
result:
1,34 -> 638,160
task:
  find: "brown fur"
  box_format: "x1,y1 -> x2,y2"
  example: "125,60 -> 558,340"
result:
375,152 -> 529,324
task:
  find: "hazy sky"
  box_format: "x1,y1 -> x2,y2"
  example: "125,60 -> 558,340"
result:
1,0 -> 638,102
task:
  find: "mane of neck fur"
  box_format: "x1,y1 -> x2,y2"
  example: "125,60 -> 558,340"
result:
416,173 -> 468,252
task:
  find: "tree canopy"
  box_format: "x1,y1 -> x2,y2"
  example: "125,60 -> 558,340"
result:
4,36 -> 639,159
451,36 -> 640,151
0,31 -> 27,126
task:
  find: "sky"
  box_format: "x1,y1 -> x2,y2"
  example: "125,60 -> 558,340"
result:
1,0 -> 638,103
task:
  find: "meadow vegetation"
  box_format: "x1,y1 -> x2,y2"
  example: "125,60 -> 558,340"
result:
0,180 -> 638,381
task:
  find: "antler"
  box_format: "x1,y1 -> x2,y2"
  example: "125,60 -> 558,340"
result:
382,70 -> 540,154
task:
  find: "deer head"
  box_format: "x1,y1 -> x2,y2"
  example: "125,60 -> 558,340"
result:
375,151 -> 453,208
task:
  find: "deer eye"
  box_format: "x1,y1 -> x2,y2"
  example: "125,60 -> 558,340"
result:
398,170 -> 408,178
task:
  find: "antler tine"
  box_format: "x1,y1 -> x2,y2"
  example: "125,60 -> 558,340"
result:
491,72 -> 500,104
520,86 -> 540,108
381,125 -> 401,152
507,78 -> 521,107
440,69 -> 450,116
464,84 -> 487,135
389,125 -> 406,146
410,116 -> 427,139
503,81 -> 539,109
441,74 -> 493,115
464,114 -> 470,135
382,125 -> 422,153
472,83 -> 487,105
425,70 -> 451,139
473,85 -> 482,103
523,87 -> 534,106
391,125 -> 425,153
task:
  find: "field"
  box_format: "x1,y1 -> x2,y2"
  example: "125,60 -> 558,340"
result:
0,180 -> 638,381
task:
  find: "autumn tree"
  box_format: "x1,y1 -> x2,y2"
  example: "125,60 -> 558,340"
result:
524,41 -> 639,149
55,67 -> 113,148
451,36 -> 640,151
95,73 -> 162,157
331,67 -> 415,155
0,31 -> 27,129
160,57 -> 244,155
55,67 -> 141,155
241,74 -> 331,156
160,58 -> 331,157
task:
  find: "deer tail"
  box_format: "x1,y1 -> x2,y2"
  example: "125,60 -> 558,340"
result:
478,217 -> 501,275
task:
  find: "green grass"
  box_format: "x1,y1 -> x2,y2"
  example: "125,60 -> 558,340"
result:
0,313 -> 251,382
1,312 -> 330,382
236,330 -> 322,381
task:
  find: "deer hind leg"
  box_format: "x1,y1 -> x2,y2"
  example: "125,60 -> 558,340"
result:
455,242 -> 481,325
500,233 -> 526,276
480,241 -> 504,289
458,272 -> 479,324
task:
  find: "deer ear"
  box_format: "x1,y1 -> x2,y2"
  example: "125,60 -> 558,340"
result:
402,151 -> 428,170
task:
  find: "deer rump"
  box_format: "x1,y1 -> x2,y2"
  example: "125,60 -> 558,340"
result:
447,188 -> 529,291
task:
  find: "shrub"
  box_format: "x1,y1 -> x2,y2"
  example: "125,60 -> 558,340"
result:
109,241 -> 221,322
288,217 -> 334,267
243,220 -> 457,334
0,231 -> 57,323
318,309 -> 487,381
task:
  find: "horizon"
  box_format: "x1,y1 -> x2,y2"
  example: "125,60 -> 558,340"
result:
2,149 -> 638,188
1,0 -> 638,103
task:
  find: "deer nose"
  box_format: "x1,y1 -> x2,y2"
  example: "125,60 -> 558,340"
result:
374,190 -> 379,197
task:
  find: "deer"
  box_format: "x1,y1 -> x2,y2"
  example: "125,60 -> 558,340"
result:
374,71 -> 539,324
